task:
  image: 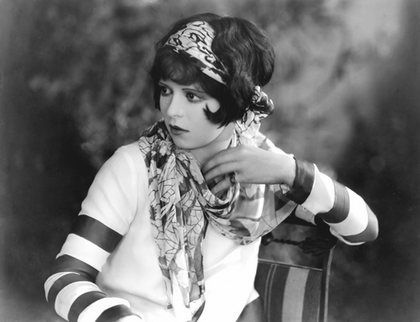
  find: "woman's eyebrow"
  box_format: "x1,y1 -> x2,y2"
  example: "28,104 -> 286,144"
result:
182,86 -> 206,94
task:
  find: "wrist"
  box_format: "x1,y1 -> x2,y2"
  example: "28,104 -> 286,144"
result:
286,159 -> 315,204
284,155 -> 296,187
272,153 -> 296,187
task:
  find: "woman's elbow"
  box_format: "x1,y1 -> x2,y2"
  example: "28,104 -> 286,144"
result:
356,211 -> 379,243
340,211 -> 379,244
367,212 -> 379,242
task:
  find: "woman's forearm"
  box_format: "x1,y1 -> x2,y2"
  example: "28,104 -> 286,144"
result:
285,159 -> 379,244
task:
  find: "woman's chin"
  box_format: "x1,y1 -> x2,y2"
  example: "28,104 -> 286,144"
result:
171,138 -> 197,151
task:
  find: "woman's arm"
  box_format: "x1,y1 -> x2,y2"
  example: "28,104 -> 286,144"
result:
45,147 -> 144,322
284,159 -> 378,244
203,144 -> 378,245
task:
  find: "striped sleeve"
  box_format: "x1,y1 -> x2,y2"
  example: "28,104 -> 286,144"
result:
283,159 -> 378,245
44,215 -> 140,321
44,146 -> 144,321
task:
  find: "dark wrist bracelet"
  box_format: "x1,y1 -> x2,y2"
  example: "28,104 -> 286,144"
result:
286,159 -> 315,204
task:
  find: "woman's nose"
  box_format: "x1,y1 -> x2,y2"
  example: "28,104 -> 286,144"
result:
165,93 -> 184,117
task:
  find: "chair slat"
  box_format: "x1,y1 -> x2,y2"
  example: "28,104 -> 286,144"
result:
282,267 -> 309,321
302,269 -> 322,322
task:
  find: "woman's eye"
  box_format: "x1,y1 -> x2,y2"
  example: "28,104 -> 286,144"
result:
159,85 -> 171,96
186,92 -> 201,102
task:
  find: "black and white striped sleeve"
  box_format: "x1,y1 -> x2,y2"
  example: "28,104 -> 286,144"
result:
44,147 -> 143,321
284,159 -> 378,245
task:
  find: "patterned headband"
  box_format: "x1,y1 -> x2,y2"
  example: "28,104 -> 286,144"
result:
164,20 -> 227,84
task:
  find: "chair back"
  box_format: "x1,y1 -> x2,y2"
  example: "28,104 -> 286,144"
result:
255,214 -> 336,322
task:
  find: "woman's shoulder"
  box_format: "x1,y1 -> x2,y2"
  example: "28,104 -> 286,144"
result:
115,141 -> 142,158
105,141 -> 148,177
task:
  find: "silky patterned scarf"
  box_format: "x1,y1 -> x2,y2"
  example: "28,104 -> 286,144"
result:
137,118 -> 294,321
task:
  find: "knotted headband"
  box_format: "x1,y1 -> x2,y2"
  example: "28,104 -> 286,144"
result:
164,20 -> 227,84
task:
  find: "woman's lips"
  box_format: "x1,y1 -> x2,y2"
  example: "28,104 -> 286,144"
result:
169,124 -> 189,135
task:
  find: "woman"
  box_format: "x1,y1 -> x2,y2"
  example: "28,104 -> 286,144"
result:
44,12 -> 378,322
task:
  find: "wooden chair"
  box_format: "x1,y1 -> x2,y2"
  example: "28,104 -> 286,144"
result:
255,213 -> 337,322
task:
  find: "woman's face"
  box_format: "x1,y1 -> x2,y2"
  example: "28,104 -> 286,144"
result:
159,79 -> 228,152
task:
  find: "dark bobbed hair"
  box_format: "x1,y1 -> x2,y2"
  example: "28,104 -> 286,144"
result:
150,13 -> 275,126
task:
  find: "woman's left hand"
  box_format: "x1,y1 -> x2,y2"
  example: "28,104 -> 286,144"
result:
202,145 -> 296,195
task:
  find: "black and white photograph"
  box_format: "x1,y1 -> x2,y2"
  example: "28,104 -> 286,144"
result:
0,0 -> 418,321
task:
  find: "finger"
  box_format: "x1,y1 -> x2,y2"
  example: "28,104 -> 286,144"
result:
204,162 -> 238,182
211,176 -> 232,197
202,147 -> 241,173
